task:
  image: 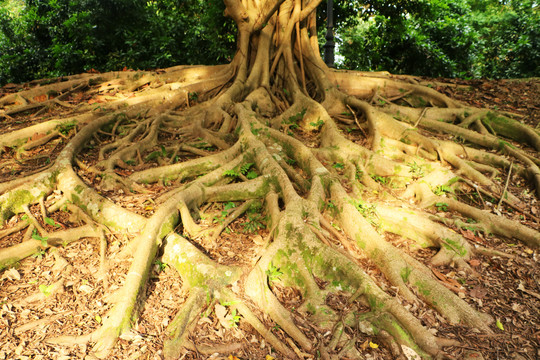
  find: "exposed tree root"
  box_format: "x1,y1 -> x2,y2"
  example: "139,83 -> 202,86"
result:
1,0 -> 539,359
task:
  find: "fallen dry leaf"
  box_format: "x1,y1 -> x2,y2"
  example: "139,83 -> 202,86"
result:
431,268 -> 465,293
469,259 -> 481,267
469,285 -> 488,299
29,132 -> 47,142
33,94 -> 47,102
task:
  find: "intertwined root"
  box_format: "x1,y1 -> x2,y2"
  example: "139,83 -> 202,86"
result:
1,0 -> 539,357
1,64 -> 538,359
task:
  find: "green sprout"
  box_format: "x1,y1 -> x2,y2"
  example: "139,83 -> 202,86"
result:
242,213 -> 265,233
433,184 -> 454,196
435,202 -> 448,212
31,229 -> 48,246
266,263 -> 283,283
56,121 -> 77,136
39,284 -> 54,297
407,161 -> 425,178
213,202 -> 236,224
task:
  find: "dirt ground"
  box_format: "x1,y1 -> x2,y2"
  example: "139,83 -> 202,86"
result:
0,75 -> 539,360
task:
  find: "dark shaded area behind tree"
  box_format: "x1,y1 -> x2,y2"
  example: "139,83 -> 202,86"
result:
0,0 -> 538,85
338,0 -> 540,78
0,0 -> 236,85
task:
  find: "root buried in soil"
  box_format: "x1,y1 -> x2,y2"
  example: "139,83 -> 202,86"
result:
1,1 -> 539,359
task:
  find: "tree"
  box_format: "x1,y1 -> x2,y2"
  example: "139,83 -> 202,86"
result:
0,0 -> 236,84
0,0 -> 539,359
338,0 -> 540,78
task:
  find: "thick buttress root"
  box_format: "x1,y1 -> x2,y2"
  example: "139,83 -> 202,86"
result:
1,0 -> 539,359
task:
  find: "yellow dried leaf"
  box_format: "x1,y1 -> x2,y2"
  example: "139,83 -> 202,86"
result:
265,356 -> 275,360
369,341 -> 379,349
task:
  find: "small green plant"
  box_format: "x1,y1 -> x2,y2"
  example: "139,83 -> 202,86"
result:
240,163 -> 258,179
352,200 -> 378,225
461,225 -> 479,235
332,163 -> 345,170
44,217 -> 62,228
223,169 -> 241,177
56,121 -> 77,135
433,184 -> 454,196
145,145 -> 168,161
408,161 -> 425,178
242,214 -> 265,233
331,222 -> 341,231
154,259 -> 168,272
250,122 -> 261,135
435,202 -> 448,212
371,174 -> 388,185
309,118 -> 324,129
325,200 -> 338,215
266,263 -> 283,283
188,92 -> 198,101
224,163 -> 258,179
213,202 -> 236,224
245,170 -> 257,179
285,158 -> 296,165
32,229 -> 48,246
282,108 -> 306,129
229,309 -> 241,327
39,284 -> 54,297
400,136 -> 412,145
124,159 -> 136,166
33,249 -> 46,259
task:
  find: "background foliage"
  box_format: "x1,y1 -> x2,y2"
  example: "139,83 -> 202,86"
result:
0,0 -> 538,85
338,0 -> 540,78
0,0 -> 235,85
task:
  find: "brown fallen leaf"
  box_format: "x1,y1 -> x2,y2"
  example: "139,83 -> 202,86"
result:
33,94 -> 47,102
469,285 -> 488,299
469,259 -> 481,267
29,132 -> 47,142
431,268 -> 465,294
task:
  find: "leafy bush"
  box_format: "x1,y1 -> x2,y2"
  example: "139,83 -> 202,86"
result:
0,0 -> 236,85
338,0 -> 539,78
1,0 -> 538,84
